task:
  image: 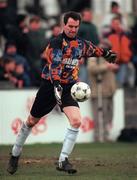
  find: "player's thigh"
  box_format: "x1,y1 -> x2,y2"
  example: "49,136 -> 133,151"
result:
30,80 -> 56,118
63,106 -> 82,128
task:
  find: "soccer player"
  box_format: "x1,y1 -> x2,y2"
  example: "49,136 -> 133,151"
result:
7,11 -> 117,175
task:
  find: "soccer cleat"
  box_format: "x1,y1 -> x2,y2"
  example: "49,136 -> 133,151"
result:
56,158 -> 77,174
7,154 -> 20,175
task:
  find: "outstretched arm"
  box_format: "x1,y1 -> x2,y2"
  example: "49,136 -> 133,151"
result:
84,41 -> 117,63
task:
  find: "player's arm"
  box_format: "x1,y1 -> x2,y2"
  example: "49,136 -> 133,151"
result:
49,38 -> 63,105
43,37 -> 63,105
84,40 -> 117,63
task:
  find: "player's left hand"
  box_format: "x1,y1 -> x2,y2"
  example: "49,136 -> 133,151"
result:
54,83 -> 63,105
104,50 -> 117,63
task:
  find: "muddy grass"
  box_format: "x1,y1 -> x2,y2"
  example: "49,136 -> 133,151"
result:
0,143 -> 137,180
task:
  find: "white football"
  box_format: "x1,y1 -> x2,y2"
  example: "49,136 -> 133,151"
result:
71,82 -> 91,102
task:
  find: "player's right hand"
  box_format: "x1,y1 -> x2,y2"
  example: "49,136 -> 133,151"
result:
54,82 -> 63,106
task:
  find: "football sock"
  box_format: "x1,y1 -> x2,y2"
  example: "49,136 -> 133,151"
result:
12,122 -> 32,157
59,126 -> 79,162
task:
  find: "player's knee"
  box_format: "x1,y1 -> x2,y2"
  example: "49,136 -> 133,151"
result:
26,115 -> 40,127
71,118 -> 81,128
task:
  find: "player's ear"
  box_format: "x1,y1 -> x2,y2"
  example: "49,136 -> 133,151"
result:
62,23 -> 65,28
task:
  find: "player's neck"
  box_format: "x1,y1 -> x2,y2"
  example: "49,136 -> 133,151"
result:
62,31 -> 77,40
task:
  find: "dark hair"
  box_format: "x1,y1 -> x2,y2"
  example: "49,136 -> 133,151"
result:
82,8 -> 91,13
112,16 -> 121,22
29,16 -> 40,23
111,1 -> 119,9
51,23 -> 60,30
17,14 -> 27,25
5,41 -> 16,52
63,11 -> 81,25
3,58 -> 15,65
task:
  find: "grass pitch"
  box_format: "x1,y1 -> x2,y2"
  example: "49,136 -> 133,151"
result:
0,143 -> 137,180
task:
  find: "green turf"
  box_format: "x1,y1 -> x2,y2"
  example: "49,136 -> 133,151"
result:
1,143 -> 137,180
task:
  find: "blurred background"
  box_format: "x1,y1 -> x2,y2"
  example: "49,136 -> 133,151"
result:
0,0 -> 137,144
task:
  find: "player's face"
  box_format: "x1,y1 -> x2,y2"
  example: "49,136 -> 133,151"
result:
63,18 -> 80,38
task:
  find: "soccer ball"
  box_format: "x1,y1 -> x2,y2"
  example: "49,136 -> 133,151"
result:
71,82 -> 91,102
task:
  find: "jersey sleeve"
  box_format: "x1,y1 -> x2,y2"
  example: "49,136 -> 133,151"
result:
83,40 -> 105,57
42,36 -> 63,83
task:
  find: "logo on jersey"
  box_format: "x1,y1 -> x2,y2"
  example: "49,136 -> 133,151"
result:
62,58 -> 78,68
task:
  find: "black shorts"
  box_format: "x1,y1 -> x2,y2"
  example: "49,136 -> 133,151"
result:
30,79 -> 79,118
